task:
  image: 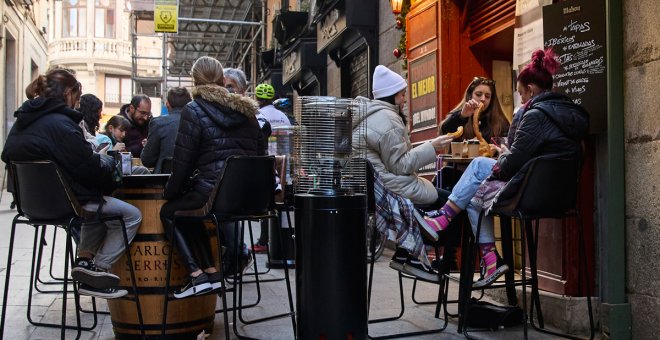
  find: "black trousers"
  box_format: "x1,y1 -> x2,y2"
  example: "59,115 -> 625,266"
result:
160,191 -> 237,274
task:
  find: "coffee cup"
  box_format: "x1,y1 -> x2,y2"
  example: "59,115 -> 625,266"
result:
467,141 -> 480,158
451,142 -> 466,157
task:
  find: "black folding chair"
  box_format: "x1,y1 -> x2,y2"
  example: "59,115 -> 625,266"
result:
161,155 -> 296,339
458,157 -> 595,339
0,160 -> 145,339
365,162 -> 452,338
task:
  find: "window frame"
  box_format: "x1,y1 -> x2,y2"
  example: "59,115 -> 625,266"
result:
105,75 -> 132,105
62,0 -> 87,38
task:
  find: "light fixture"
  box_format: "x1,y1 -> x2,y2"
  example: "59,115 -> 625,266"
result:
390,0 -> 403,15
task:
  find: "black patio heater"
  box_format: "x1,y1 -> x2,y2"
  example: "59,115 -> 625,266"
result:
293,96 -> 368,340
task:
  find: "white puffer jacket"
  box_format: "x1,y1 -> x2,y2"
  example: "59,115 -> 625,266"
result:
353,97 -> 438,205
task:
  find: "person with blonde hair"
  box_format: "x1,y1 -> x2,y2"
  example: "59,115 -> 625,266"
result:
160,56 -> 265,298
1,67 -> 141,299
440,77 -> 510,142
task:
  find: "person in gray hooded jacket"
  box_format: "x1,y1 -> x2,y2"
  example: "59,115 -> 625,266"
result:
353,65 -> 453,281
353,65 -> 452,206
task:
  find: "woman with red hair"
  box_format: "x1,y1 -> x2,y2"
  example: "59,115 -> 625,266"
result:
416,48 -> 590,288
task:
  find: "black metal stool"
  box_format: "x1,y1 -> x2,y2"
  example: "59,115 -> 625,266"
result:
161,155 -> 296,339
1,160 -> 144,339
365,162 -> 454,338
457,157 -> 595,339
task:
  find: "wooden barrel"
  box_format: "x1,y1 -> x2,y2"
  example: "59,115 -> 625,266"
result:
109,175 -> 217,339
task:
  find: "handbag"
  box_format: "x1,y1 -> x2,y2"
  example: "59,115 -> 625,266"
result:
467,298 -> 524,330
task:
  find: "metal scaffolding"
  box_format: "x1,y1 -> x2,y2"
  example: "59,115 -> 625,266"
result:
130,0 -> 264,97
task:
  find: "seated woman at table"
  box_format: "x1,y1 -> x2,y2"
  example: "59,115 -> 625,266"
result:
440,76 -> 510,143
160,56 -> 265,298
353,65 -> 453,280
1,67 -> 142,299
79,93 -> 104,150
417,49 -> 589,288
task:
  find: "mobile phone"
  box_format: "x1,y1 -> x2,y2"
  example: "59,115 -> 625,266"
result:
96,142 -> 110,152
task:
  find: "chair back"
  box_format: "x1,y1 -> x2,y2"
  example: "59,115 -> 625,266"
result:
211,155 -> 276,217
11,161 -> 82,221
509,157 -> 579,218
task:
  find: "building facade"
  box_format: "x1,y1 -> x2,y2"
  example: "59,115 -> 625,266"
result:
0,0 -> 49,146
48,0 -> 163,117
265,0 -> 656,338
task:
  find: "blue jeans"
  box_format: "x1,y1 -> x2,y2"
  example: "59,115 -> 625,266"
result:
79,196 -> 142,270
447,157 -> 496,244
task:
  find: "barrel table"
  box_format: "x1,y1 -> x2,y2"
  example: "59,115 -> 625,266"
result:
109,175 -> 217,339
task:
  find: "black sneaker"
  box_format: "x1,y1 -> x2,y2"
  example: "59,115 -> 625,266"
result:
388,248 -> 408,272
402,257 -> 440,282
473,255 -> 509,289
206,272 -> 223,292
174,273 -> 213,299
71,257 -> 120,289
78,284 -> 127,299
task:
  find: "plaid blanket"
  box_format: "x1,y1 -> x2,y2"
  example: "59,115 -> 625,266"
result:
372,170 -> 430,268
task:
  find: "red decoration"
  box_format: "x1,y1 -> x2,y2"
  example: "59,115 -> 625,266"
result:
393,48 -> 402,58
396,19 -> 403,29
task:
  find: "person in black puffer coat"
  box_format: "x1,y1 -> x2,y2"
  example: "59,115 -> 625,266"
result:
1,68 -> 142,299
160,56 -> 265,298
416,48 -> 589,289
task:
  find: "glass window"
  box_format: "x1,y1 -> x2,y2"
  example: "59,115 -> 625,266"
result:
105,75 -> 131,104
95,0 -> 115,38
63,0 -> 87,38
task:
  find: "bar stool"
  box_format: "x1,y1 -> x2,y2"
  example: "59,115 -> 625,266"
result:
161,155 -> 296,339
365,162 -> 453,338
457,157 -> 595,339
0,160 -> 145,339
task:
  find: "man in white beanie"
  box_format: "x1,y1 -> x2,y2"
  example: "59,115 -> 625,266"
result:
353,65 -> 453,281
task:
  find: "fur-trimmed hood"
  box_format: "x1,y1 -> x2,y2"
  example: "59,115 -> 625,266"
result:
192,84 -> 259,118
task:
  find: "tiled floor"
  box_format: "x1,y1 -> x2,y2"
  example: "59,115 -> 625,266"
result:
0,192 -> 565,339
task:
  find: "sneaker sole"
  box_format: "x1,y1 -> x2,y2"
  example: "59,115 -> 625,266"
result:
173,282 -> 213,299
71,268 -> 120,289
401,263 -> 440,282
388,260 -> 405,272
209,281 -> 223,292
413,210 -> 440,242
78,288 -> 127,299
473,264 -> 509,289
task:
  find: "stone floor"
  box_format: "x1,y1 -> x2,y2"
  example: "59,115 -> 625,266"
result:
0,191 -> 572,339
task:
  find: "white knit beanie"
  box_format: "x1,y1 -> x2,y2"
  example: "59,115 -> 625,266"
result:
372,65 -> 407,99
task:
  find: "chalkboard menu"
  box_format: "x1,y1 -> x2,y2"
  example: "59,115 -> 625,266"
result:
543,0 -> 606,133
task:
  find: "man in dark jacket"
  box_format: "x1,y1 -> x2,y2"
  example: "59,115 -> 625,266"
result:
2,68 -> 142,299
119,94 -> 151,157
141,87 -> 191,173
